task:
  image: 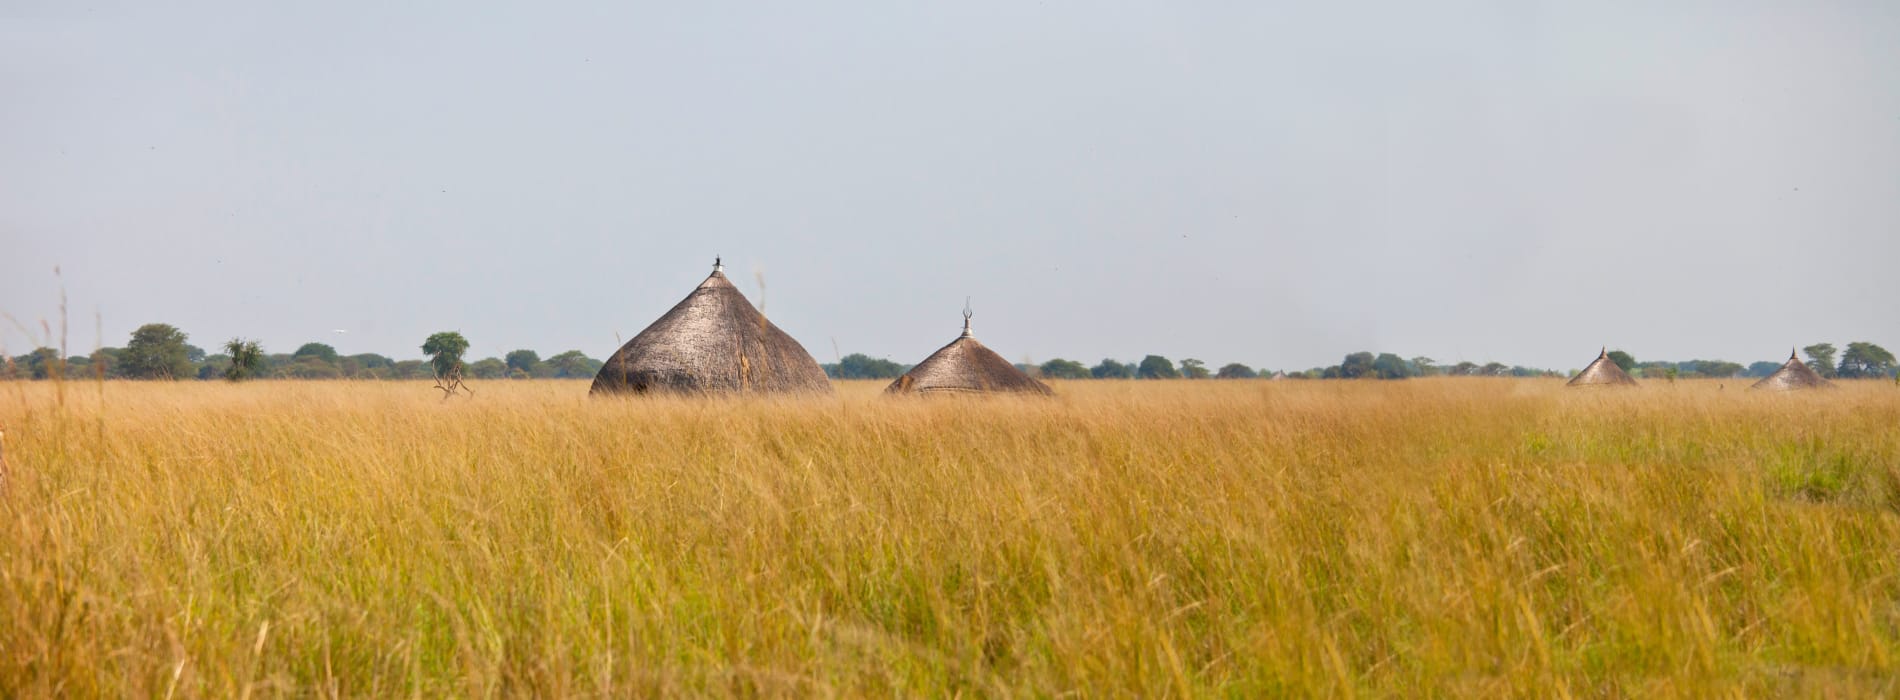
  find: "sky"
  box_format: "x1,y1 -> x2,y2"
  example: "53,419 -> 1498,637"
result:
3,1 -> 1896,371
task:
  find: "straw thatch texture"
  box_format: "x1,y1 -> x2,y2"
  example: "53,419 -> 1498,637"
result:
590,269 -> 833,396
1750,351 -> 1833,391
886,325 -> 1053,397
1567,348 -> 1638,387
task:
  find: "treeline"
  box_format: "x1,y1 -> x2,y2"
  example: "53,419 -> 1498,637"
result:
830,343 -> 1898,382
1603,342 -> 1896,380
828,352 -> 1563,381
10,324 -> 1891,383
1,323 -> 604,381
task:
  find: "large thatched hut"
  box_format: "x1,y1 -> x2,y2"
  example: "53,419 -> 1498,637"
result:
1567,348 -> 1638,387
590,260 -> 833,396
1750,350 -> 1833,391
886,311 -> 1053,396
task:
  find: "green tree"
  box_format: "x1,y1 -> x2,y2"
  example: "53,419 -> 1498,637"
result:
1802,343 -> 1837,378
1090,359 -> 1134,379
1837,342 -> 1896,379
223,338 -> 264,381
831,353 -> 904,379
421,332 -> 470,379
63,354 -> 92,379
1039,358 -> 1091,379
1685,360 -> 1743,378
1372,353 -> 1412,379
122,323 -> 194,379
21,347 -> 61,380
1338,352 -> 1375,379
348,353 -> 395,370
504,349 -> 541,375
1409,357 -> 1437,377
1136,355 -> 1179,379
196,355 -> 229,380
467,357 -> 509,379
1479,362 -> 1509,377
545,350 -> 604,378
1607,350 -> 1636,372
1180,358 -> 1210,379
1215,363 -> 1257,379
1744,360 -> 1781,377
293,342 -> 339,364
279,358 -> 343,379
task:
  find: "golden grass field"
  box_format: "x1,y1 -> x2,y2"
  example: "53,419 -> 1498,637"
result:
1,378 -> 1896,696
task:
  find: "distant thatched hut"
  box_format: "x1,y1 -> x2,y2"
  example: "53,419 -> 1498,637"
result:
1750,350 -> 1832,391
590,260 -> 833,396
886,311 -> 1053,397
1567,348 -> 1638,387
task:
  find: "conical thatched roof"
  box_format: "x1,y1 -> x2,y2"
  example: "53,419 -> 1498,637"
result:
1567,347 -> 1638,387
885,313 -> 1053,397
590,260 -> 833,396
1750,350 -> 1833,391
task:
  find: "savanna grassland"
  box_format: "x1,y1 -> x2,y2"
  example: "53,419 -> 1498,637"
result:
1,378 -> 1896,697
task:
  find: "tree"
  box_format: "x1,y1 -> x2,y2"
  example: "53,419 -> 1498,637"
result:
348,353 -> 395,370
1409,357 -> 1437,377
1091,359 -> 1134,379
1136,355 -> 1179,379
1479,362 -> 1509,377
121,323 -> 193,379
1837,342 -> 1896,379
467,358 -> 509,379
1607,350 -> 1636,372
1685,360 -> 1743,378
1215,363 -> 1257,379
293,342 -> 339,364
1447,361 -> 1479,376
1338,352 -> 1375,379
1372,353 -> 1412,379
1180,358 -> 1210,379
544,350 -> 603,378
1803,343 -> 1837,378
504,349 -> 541,375
278,358 -> 342,379
197,355 -> 229,380
20,347 -> 61,380
422,332 -> 469,378
1744,361 -> 1781,378
830,353 -> 904,379
422,332 -> 471,396
223,338 -> 264,381
1040,358 -> 1091,379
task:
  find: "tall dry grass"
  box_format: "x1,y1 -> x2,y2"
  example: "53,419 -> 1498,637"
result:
0,378 -> 1896,696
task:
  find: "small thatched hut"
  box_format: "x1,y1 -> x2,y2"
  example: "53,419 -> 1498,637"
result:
590,260 -> 833,396
1567,348 -> 1638,387
1750,350 -> 1833,391
886,311 -> 1053,396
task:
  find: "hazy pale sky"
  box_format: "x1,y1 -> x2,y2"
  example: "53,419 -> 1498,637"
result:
3,1 -> 1896,371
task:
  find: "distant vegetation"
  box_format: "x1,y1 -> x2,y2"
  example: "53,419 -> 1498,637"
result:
4,324 -> 1893,383
0,322 -> 603,381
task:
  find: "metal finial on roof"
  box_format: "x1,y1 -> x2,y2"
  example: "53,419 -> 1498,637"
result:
713,256 -> 723,273
961,298 -> 973,337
